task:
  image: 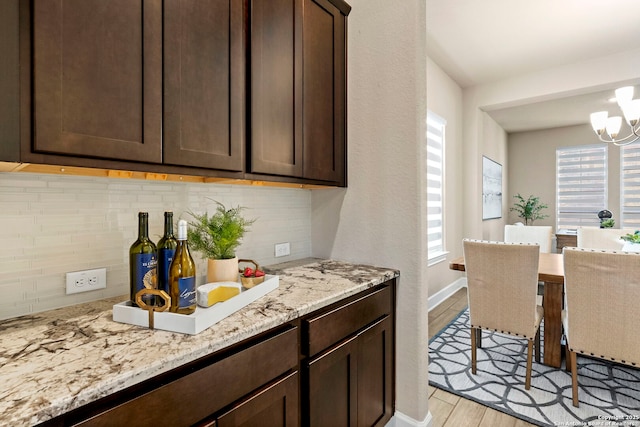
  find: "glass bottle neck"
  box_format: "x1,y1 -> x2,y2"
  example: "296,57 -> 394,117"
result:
164,213 -> 174,237
138,213 -> 149,240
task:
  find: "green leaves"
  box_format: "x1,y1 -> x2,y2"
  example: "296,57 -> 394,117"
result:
601,218 -> 615,228
621,230 -> 640,243
187,201 -> 256,260
509,193 -> 549,225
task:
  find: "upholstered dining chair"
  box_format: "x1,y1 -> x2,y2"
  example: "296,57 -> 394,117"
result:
463,239 -> 544,390
504,224 -> 553,253
576,227 -> 636,251
562,247 -> 640,407
504,224 -> 552,304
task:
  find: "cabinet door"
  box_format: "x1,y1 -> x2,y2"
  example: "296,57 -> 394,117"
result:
250,0 -> 347,185
307,336 -> 358,427
302,0 -> 346,184
357,317 -> 394,427
33,0 -> 162,163
249,0 -> 303,177
216,372 -> 299,427
164,0 -> 244,171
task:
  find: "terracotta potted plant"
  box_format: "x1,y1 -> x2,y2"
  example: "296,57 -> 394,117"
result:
187,201 -> 256,283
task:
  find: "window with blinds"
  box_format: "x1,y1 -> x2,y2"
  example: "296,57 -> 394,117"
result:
556,144 -> 608,230
621,144 -> 640,228
427,111 -> 446,263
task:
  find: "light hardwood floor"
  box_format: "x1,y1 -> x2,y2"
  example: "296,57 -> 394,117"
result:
428,287 -> 537,427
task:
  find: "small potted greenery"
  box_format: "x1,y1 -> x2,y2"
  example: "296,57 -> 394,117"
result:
620,230 -> 640,252
600,218 -> 615,228
622,231 -> 640,242
509,194 -> 549,225
187,201 -> 256,283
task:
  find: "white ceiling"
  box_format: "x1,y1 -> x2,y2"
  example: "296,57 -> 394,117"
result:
426,0 -> 640,132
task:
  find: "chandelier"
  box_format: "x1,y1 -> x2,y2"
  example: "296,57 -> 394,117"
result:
590,86 -> 640,146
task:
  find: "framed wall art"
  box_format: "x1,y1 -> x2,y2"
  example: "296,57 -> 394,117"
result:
482,156 -> 502,220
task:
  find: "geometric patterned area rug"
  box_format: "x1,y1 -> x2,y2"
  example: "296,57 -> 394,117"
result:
429,309 -> 640,427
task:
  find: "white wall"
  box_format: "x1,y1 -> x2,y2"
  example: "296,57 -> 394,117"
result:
426,57 -> 465,296
481,113 -> 509,241
312,0 -> 429,423
0,172 -> 311,320
461,47 -> 640,243
508,124 -> 621,228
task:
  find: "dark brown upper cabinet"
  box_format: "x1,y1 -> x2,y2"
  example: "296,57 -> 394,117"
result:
32,0 -> 163,163
1,0 -> 349,185
9,0 -> 245,174
303,0 -> 347,184
249,0 -> 304,179
163,0 -> 245,172
249,0 -> 349,186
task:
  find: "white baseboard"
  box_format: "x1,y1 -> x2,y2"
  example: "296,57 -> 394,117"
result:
428,277 -> 466,312
387,410 -> 433,427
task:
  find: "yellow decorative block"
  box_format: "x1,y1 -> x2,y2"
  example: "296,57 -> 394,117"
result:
197,282 -> 242,308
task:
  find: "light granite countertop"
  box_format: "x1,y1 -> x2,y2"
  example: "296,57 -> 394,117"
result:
0,258 -> 399,426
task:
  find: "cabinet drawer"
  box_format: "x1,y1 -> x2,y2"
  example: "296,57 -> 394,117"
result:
216,371 -> 299,427
303,286 -> 391,357
75,326 -> 298,427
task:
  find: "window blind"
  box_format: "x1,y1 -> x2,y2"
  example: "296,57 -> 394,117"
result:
427,111 -> 445,261
556,144 -> 607,230
621,144 -> 640,228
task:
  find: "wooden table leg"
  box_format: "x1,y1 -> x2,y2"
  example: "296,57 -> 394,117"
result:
543,280 -> 563,368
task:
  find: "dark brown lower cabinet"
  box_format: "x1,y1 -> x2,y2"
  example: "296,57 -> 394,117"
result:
307,336 -> 358,426
306,317 -> 393,427
38,280 -> 395,427
357,318 -> 394,427
213,371 -> 299,427
39,326 -> 298,427
303,283 -> 396,427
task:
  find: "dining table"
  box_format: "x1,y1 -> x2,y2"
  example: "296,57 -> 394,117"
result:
449,252 -> 564,368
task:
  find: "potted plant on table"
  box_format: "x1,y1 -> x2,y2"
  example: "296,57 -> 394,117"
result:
600,218 -> 615,228
509,193 -> 549,225
620,230 -> 640,252
187,201 -> 256,283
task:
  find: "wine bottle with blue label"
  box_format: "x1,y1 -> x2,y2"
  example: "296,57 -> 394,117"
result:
129,212 -> 158,307
169,219 -> 197,314
157,212 -> 177,295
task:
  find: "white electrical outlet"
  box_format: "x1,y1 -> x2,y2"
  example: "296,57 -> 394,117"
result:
66,268 -> 107,294
275,242 -> 291,257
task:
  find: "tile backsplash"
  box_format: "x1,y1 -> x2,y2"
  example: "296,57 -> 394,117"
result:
0,173 -> 312,320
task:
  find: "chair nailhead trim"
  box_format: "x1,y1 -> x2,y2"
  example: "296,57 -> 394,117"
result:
570,350 -> 637,367
471,325 -> 534,340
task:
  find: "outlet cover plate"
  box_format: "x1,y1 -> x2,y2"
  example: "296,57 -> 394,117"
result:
66,268 -> 107,294
275,242 -> 290,257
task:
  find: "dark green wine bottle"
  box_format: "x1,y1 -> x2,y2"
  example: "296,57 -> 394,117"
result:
169,219 -> 197,314
157,212 -> 177,296
129,212 -> 158,307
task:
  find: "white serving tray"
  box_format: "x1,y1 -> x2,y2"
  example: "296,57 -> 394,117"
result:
112,275 -> 279,335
